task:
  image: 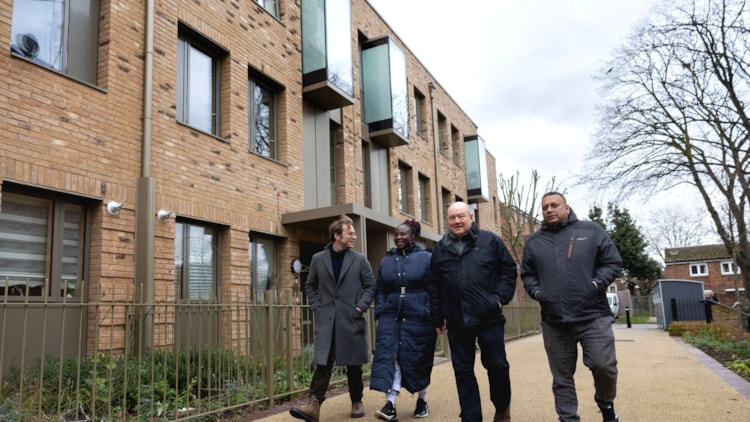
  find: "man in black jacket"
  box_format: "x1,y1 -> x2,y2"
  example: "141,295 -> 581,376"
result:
521,192 -> 623,422
428,201 -> 517,422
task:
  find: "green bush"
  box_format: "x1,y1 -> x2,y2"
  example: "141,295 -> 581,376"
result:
684,325 -> 750,382
0,346 -> 319,421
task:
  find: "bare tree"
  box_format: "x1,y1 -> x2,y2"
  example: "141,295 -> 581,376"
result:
497,170 -> 561,264
583,0 -> 750,298
641,207 -> 717,261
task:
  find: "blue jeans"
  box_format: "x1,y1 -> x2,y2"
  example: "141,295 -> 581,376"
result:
541,316 -> 618,422
447,322 -> 511,422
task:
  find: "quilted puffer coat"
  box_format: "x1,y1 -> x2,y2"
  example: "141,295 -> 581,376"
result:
370,243 -> 436,394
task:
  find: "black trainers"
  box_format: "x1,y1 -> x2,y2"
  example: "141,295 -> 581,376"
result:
413,398 -> 428,418
375,400 -> 398,421
601,405 -> 619,422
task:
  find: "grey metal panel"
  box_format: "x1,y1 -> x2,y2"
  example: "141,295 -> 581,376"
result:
302,102 -> 332,209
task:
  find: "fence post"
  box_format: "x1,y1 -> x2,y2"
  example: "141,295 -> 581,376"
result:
265,292 -> 275,408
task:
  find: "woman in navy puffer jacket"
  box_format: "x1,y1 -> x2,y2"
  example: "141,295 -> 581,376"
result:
371,220 -> 436,421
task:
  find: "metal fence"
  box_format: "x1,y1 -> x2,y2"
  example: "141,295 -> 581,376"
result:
0,283 -> 541,421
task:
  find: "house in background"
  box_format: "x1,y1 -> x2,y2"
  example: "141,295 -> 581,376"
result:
665,245 -> 743,304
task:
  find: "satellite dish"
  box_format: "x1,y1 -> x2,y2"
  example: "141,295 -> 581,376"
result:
15,33 -> 39,59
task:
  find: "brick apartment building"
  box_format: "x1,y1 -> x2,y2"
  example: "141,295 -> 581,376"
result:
0,0 -> 518,366
665,245 -> 744,304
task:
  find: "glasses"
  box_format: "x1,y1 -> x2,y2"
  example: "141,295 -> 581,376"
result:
448,214 -> 469,222
346,231 -> 357,237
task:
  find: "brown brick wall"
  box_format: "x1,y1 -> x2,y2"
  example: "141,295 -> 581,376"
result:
1,0 -> 515,350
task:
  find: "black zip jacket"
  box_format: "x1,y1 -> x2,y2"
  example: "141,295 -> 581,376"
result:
428,223 -> 518,329
521,209 -> 623,324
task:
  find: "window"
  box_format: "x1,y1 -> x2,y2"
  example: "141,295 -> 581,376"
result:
11,0 -> 99,84
689,263 -> 708,276
418,173 -> 431,222
437,112 -> 447,152
174,222 -> 219,301
250,233 -> 280,302
0,191 -> 86,299
451,125 -> 461,164
255,0 -> 279,18
398,162 -> 412,214
249,74 -> 280,159
177,26 -> 225,135
721,261 -> 740,275
414,89 -> 426,134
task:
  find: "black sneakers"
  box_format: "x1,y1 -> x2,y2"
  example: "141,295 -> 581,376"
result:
413,398 -> 429,418
601,405 -> 619,422
375,400 -> 398,421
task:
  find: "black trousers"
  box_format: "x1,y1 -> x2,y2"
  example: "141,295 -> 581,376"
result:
308,334 -> 363,403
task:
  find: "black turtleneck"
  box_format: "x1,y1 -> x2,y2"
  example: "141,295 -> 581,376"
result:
329,245 -> 348,281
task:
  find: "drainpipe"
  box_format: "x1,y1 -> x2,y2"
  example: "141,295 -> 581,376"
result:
428,82 -> 442,233
134,0 -> 156,354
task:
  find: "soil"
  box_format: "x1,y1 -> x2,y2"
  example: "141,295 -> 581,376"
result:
701,347 -> 750,382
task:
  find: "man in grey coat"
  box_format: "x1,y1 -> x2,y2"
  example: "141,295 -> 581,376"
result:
290,215 -> 376,422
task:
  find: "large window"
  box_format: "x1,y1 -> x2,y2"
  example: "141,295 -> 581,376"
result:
249,75 -> 279,159
177,26 -> 225,135
174,222 -> 219,301
0,192 -> 85,299
250,233 -> 279,302
255,0 -> 279,18
11,0 -> 99,84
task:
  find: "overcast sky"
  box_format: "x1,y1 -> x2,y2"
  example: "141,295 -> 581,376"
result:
367,0 -> 667,219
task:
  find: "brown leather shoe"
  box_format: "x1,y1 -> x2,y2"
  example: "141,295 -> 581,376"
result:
351,401 -> 365,418
494,405 -> 511,422
290,395 -> 320,422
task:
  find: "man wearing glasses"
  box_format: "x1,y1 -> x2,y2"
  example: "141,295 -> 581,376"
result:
291,215 -> 376,422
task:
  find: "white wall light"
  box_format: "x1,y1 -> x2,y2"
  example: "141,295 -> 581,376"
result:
106,201 -> 124,215
157,210 -> 175,222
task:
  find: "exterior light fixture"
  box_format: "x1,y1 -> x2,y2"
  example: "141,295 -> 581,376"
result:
106,201 -> 124,215
157,210 -> 175,222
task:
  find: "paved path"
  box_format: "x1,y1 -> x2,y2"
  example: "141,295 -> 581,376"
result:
238,323 -> 750,421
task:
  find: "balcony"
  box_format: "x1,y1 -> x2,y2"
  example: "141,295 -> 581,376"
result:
301,0 -> 355,109
361,36 -> 409,147
464,135 -> 490,202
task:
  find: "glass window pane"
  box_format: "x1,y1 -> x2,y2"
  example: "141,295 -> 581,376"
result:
61,203 -> 84,297
257,0 -> 278,17
0,193 -> 50,296
250,80 -> 276,158
251,235 -> 278,302
188,45 -> 215,134
174,222 -> 217,301
187,225 -> 215,301
325,0 -> 353,96
11,0 -> 98,84
11,0 -> 64,71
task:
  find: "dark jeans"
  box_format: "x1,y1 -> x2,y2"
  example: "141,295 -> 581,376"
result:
541,316 -> 618,422
308,335 -> 363,403
447,322 -> 511,422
